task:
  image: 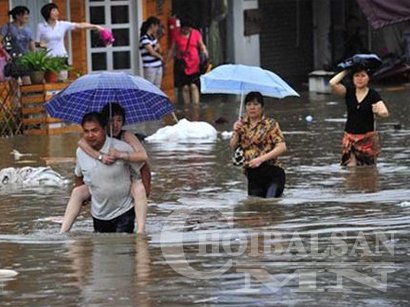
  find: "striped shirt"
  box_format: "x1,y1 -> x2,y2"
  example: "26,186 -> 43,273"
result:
139,34 -> 162,68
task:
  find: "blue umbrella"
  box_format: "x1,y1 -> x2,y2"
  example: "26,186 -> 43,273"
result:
337,53 -> 382,70
45,71 -> 175,124
200,64 -> 299,117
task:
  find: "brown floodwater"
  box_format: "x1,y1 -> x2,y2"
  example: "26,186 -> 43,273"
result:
0,85 -> 409,306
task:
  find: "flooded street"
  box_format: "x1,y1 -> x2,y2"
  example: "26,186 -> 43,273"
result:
1,85 -> 410,306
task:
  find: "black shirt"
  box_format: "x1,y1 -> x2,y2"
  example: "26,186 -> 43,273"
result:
344,86 -> 381,134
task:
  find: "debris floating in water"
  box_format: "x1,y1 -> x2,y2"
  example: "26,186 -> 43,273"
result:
0,166 -> 68,187
305,115 -> 313,122
145,118 -> 217,142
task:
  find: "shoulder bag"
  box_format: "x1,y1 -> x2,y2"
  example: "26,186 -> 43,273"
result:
174,31 -> 192,76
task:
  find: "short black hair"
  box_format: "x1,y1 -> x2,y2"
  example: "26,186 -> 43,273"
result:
180,17 -> 194,28
9,6 -> 30,20
41,3 -> 58,21
101,102 -> 125,124
81,112 -> 106,128
245,91 -> 264,107
350,64 -> 371,76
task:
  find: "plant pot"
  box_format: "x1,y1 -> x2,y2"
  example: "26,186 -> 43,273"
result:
30,71 -> 45,84
58,70 -> 68,82
45,71 -> 59,83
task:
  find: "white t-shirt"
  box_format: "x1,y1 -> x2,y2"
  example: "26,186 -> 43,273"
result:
75,137 -> 143,220
36,21 -> 77,57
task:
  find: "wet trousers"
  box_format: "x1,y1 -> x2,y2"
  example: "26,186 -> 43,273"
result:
93,207 -> 135,233
246,163 -> 286,198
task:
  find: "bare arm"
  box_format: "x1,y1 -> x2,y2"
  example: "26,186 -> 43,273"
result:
247,142 -> 287,168
75,22 -> 103,31
198,39 -> 208,58
78,138 -> 115,165
109,131 -> 148,163
29,40 -> 36,52
329,70 -> 348,97
372,100 -> 389,118
229,119 -> 243,150
143,43 -> 163,61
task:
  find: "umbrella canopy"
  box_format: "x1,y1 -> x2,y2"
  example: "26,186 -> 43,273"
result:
200,64 -> 299,117
337,53 -> 382,70
45,71 -> 174,124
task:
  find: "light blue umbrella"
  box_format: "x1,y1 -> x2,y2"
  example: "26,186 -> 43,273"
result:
200,64 -> 299,118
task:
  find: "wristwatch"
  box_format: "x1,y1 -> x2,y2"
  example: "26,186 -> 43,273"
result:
97,154 -> 103,162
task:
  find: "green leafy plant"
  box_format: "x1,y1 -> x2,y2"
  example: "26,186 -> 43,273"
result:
18,50 -> 50,72
44,56 -> 71,73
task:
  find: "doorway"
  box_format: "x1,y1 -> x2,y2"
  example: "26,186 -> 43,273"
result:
86,0 -> 137,73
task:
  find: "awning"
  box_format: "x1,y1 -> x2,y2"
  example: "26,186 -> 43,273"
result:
356,0 -> 410,29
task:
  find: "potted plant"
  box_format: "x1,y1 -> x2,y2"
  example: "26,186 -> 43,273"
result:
44,57 -> 69,83
18,50 -> 49,84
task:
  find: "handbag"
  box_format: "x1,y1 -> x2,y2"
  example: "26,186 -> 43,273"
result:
1,23 -> 15,55
199,54 -> 211,74
174,31 -> 191,76
174,57 -> 186,75
232,145 -> 245,166
3,60 -> 20,78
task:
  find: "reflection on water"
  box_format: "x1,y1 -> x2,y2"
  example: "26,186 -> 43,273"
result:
0,89 -> 410,305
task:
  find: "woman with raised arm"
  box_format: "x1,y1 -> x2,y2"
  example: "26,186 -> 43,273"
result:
329,66 -> 389,166
36,3 -> 103,58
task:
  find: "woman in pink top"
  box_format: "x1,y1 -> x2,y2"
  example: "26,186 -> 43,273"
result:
168,18 -> 208,104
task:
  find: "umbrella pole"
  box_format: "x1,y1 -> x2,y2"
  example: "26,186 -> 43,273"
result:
171,112 -> 179,123
238,91 -> 244,119
108,102 -> 112,148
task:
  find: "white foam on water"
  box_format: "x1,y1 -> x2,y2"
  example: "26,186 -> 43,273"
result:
221,131 -> 233,139
280,188 -> 410,205
397,201 -> 410,207
146,118 -> 217,143
0,269 -> 18,279
324,118 -> 347,123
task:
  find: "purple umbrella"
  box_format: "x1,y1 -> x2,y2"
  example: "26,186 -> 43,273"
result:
45,71 -> 174,124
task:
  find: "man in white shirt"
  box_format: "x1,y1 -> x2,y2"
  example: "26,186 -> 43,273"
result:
75,112 -> 142,233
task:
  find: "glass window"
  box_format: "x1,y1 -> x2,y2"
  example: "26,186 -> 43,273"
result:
90,6 -> 105,24
113,51 -> 130,69
112,29 -> 130,47
111,6 -> 129,24
92,53 -> 107,71
90,31 -> 106,48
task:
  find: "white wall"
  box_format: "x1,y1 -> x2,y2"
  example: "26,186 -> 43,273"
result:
227,0 -> 260,66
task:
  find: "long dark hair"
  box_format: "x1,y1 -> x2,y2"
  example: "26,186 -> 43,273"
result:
140,16 -> 160,37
